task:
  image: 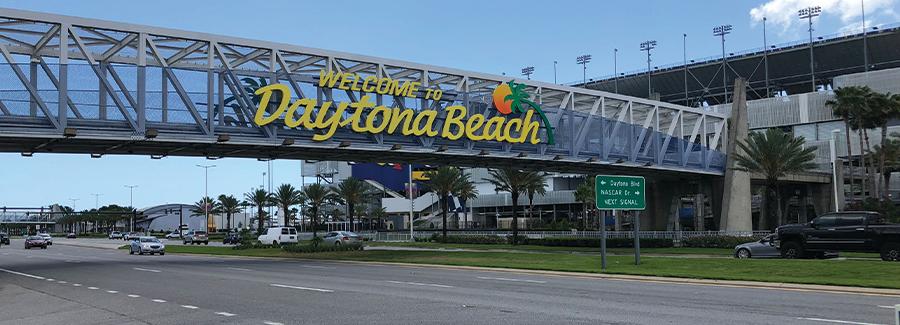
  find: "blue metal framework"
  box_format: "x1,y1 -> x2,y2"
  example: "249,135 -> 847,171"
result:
0,8 -> 727,176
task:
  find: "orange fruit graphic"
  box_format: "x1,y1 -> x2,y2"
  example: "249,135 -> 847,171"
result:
492,83 -> 512,115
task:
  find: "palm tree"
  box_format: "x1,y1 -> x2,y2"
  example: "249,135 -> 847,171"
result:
524,172 -> 548,224
218,195 -> 240,231
874,94 -> 900,198
733,128 -> 817,229
484,168 -> 534,244
424,166 -> 477,240
368,207 -> 387,230
300,183 -> 337,239
871,132 -> 900,195
573,176 -> 596,229
272,184 -> 302,227
334,177 -> 373,232
243,189 -> 272,235
191,197 -> 220,231
456,175 -> 479,229
827,86 -> 870,200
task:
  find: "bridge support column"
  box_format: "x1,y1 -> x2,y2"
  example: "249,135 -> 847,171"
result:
719,78 -> 752,232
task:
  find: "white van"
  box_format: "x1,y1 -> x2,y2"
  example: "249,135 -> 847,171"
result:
257,227 -> 298,245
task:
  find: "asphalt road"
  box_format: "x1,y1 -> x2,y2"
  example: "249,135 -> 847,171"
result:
0,239 -> 897,325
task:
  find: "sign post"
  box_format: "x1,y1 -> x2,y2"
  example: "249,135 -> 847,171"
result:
596,175 -> 646,266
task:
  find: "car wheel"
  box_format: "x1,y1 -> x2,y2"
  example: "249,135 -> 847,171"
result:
204,242 -> 208,245
780,241 -> 803,259
149,252 -> 154,255
160,252 -> 165,256
183,241 -> 187,245
272,241 -> 278,246
334,241 -> 341,247
129,249 -> 134,255
41,246 -> 46,249
735,248 -> 751,259
881,243 -> 900,261
138,252 -> 144,255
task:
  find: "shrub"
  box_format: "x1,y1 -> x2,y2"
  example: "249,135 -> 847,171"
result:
282,243 -> 362,253
523,237 -> 673,248
681,235 -> 764,248
431,234 -> 507,244
233,243 -> 276,250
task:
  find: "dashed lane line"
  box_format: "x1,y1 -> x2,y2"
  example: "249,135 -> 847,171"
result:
263,321 -> 284,325
127,294 -> 140,298
215,312 -> 236,317
87,286 -> 99,290
151,299 -> 167,303
132,267 -> 161,273
106,290 -> 118,294
226,267 -> 253,272
181,305 -> 199,309
476,276 -> 547,284
269,283 -> 334,293
0,268 -> 45,280
385,280 -> 454,288
797,317 -> 884,325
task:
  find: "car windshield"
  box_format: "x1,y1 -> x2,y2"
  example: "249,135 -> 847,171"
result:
196,231 -> 207,235
27,236 -> 42,240
139,238 -> 159,243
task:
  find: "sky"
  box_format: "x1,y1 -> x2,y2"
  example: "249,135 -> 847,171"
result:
0,0 -> 897,209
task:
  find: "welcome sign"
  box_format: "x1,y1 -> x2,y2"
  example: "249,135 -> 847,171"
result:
252,70 -> 555,145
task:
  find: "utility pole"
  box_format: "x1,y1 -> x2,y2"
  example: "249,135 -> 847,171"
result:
799,6 -> 822,92
640,41 -> 656,98
521,66 -> 534,80
713,24 -> 732,103
576,54 -> 591,87
613,48 -> 619,94
196,164 -> 216,231
125,185 -> 138,232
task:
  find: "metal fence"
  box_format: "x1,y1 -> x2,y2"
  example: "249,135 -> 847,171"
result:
364,230 -> 771,242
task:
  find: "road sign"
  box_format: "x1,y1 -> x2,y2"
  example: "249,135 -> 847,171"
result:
595,175 -> 646,210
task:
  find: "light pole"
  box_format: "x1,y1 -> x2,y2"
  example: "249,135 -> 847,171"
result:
125,185 -> 138,232
613,48 -> 618,93
862,0 -> 868,72
521,66 -> 534,80
799,6 -> 822,92
90,193 -> 102,210
196,164 -> 216,231
640,41 -> 656,98
553,60 -> 557,84
763,17 -> 770,97
713,24 -> 732,103
682,34 -> 688,105
69,198 -> 78,211
830,129 -> 842,212
408,164 -> 415,242
576,54 -> 591,87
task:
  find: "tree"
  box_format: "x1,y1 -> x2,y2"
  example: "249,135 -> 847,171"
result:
243,189 -> 272,235
524,172 -> 548,224
827,86 -> 870,200
300,183 -> 337,240
333,177 -> 373,232
272,183 -> 302,227
484,168 -> 534,244
733,128 -> 817,229
424,166 -> 477,240
574,176 -> 596,229
191,197 -> 220,231
871,132 -> 900,195
368,207 -> 388,230
456,175 -> 479,229
874,94 -> 900,198
218,195 -> 240,231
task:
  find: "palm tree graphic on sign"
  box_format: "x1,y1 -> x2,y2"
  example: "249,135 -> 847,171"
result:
492,80 -> 555,145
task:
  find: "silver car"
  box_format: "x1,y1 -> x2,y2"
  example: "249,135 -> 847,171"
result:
129,236 -> 165,255
322,231 -> 363,247
37,233 -> 53,245
734,234 -> 780,259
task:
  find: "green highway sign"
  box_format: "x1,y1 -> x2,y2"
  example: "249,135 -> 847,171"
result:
595,175 -> 646,210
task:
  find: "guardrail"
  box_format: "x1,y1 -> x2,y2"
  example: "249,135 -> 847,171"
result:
363,230 -> 771,242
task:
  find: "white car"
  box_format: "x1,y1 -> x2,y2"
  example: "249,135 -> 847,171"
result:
164,231 -> 182,239
129,236 -> 165,255
257,227 -> 298,245
37,233 -> 53,245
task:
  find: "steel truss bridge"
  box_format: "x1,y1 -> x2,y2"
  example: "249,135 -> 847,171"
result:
0,9 -> 727,176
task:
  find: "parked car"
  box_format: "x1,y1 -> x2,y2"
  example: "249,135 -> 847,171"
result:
257,227 -> 298,245
321,231 -> 363,247
129,236 -> 165,255
66,232 -> 77,239
124,232 -> 143,241
164,231 -> 182,239
223,232 -> 242,245
0,232 -> 9,245
108,231 -> 123,240
37,233 -> 53,245
182,230 -> 209,245
24,236 -> 48,249
776,211 -> 900,261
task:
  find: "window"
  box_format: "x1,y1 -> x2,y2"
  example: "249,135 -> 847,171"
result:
836,217 -> 864,227
289,229 -> 296,235
281,228 -> 289,235
813,216 -> 837,228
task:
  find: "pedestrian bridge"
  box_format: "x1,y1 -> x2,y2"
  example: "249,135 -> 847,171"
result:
0,8 -> 727,176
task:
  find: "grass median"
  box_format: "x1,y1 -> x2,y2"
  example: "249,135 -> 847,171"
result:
162,245 -> 900,289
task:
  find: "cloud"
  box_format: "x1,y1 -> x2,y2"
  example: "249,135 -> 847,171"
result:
749,0 -> 897,34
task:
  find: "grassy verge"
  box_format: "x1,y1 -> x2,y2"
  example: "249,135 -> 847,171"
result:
163,245 -> 900,289
367,242 -> 735,256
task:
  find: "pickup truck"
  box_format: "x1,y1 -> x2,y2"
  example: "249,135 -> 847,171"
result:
776,211 -> 900,261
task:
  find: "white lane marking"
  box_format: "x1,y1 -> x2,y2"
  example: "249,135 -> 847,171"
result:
300,265 -> 331,269
45,279 -> 55,282
127,294 -> 140,298
132,267 -> 161,273
151,299 -> 166,303
72,284 -> 81,287
106,290 -> 118,294
476,276 -> 546,284
215,312 -> 236,317
797,317 -> 884,325
226,267 -> 252,272
0,268 -> 46,280
181,305 -> 199,309
385,280 -> 454,288
57,281 -> 67,284
264,322 -> 284,325
87,286 -> 98,290
269,283 -> 334,293
876,305 -> 895,309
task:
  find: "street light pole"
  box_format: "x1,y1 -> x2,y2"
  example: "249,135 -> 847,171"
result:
799,6 -> 822,92
90,193 -> 102,210
830,129 -> 842,212
521,66 -> 534,80
613,49 -> 618,94
125,185 -> 138,232
713,24 -> 732,103
576,54 -> 591,87
408,164 -> 415,242
640,41 -> 656,98
196,164 -> 216,232
553,60 -> 557,84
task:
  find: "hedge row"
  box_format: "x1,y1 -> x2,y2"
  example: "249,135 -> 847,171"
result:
521,237 -> 674,248
430,234 -> 508,244
680,235 -> 765,248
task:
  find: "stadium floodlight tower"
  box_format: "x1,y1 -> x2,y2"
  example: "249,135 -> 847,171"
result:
521,66 -> 534,80
713,24 -> 732,103
798,6 -> 822,92
640,40 -> 656,98
576,54 -> 591,86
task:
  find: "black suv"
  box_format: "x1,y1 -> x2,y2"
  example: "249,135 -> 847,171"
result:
776,211 -> 900,261
0,232 -> 9,245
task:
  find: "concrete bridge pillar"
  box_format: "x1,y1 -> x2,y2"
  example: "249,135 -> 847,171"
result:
719,78 -> 753,232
